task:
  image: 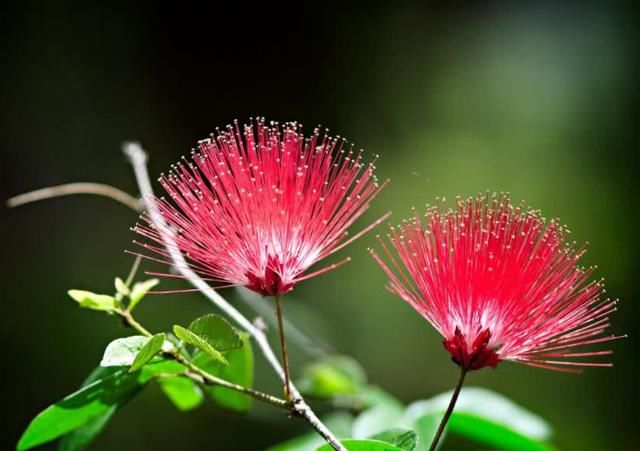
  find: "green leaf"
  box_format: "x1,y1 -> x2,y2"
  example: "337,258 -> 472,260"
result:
188,314 -> 243,352
100,336 -> 150,367
139,359 -> 187,382
159,376 -> 204,411
316,439 -> 404,451
404,387 -> 553,451
266,412 -> 354,451
412,414 -> 440,451
18,368 -> 142,450
192,333 -> 254,412
369,429 -> 417,451
67,290 -> 116,312
449,412 -> 555,451
130,333 -> 165,372
128,278 -> 159,310
173,325 -> 228,365
47,360 -> 186,451
114,278 -> 129,296
57,367 -> 124,451
210,333 -> 253,411
57,405 -> 116,451
298,355 -> 367,398
352,387 -> 405,439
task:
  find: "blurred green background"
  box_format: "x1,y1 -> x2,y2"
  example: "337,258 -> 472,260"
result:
2,2 -> 638,450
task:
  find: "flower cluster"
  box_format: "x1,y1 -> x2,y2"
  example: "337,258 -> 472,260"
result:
132,116 -> 620,374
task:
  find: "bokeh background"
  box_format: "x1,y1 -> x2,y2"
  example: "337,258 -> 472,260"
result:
2,2 -> 639,450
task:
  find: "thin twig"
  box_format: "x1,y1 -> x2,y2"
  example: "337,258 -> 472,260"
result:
236,287 -> 332,358
182,363 -> 288,408
274,295 -> 292,400
7,182 -> 143,211
428,367 -> 468,451
119,309 -> 289,409
123,142 -> 346,451
125,255 -> 142,287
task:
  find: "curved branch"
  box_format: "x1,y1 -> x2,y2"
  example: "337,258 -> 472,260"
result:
123,142 -> 346,451
7,182 -> 143,212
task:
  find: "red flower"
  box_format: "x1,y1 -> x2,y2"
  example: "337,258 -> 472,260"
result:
371,193 -> 622,372
134,118 -> 388,297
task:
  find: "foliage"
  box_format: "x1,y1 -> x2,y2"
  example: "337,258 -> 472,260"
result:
18,280 -> 254,450
18,276 -> 557,451
267,355 -> 555,451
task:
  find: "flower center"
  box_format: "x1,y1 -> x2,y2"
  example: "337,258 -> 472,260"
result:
245,256 -> 294,297
442,327 -> 500,371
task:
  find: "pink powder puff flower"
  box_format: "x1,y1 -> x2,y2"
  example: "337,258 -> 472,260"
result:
370,193 -> 623,372
133,118 -> 389,297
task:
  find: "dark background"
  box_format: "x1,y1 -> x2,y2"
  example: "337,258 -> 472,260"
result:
2,2 -> 639,450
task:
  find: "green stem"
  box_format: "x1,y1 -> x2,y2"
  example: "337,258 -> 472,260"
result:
120,310 -> 153,336
274,295 -> 292,400
117,309 -> 289,410
124,255 -> 142,287
428,367 -> 467,451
